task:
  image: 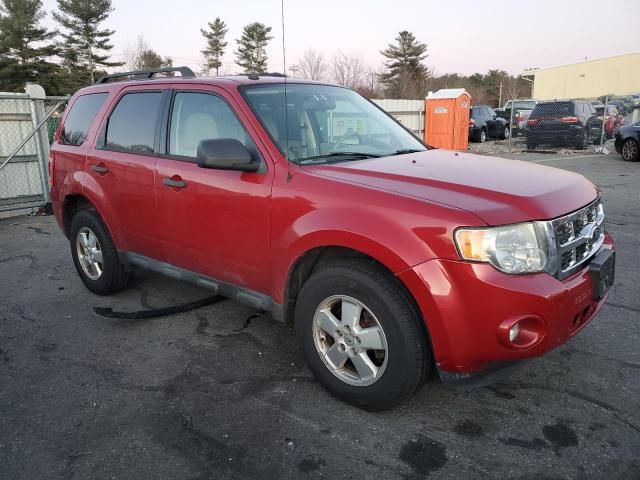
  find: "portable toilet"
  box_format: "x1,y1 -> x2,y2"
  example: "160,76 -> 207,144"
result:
424,88 -> 471,150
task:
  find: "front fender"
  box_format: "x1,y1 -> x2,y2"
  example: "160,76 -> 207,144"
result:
271,205 -> 441,304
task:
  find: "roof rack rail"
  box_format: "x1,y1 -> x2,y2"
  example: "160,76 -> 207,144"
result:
246,72 -> 287,80
95,66 -> 196,84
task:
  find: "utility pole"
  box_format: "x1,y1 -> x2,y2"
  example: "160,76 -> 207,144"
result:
498,81 -> 503,108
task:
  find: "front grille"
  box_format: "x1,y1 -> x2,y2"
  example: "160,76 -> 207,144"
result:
551,198 -> 605,279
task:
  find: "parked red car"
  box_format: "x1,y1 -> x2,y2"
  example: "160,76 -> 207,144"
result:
594,104 -> 625,138
50,68 -> 615,410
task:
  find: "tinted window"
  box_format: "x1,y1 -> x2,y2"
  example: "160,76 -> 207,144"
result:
169,92 -> 257,159
512,101 -> 537,110
486,107 -> 496,117
531,102 -> 574,117
105,92 -> 163,153
60,93 -> 108,145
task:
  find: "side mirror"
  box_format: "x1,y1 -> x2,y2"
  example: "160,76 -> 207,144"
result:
196,138 -> 259,172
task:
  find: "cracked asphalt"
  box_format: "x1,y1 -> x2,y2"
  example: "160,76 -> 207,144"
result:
1,153 -> 639,480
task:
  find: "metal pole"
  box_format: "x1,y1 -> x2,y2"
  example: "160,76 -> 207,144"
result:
29,97 -> 51,203
508,99 -> 514,150
0,101 -> 65,172
599,96 -> 608,150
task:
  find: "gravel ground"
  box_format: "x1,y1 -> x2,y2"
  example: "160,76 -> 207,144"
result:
1,153 -> 639,480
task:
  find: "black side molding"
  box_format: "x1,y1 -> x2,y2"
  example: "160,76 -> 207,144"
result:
120,251 -> 284,322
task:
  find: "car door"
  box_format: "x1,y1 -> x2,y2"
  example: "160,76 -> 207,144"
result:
154,85 -> 274,294
86,85 -> 167,259
484,107 -> 497,137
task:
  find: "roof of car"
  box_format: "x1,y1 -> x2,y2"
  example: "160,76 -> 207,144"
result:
75,73 -> 329,96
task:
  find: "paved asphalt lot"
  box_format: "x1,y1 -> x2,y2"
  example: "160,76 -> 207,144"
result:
1,153 -> 639,480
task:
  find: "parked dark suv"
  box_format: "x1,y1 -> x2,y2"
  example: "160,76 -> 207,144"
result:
526,100 -> 601,150
468,106 -> 509,142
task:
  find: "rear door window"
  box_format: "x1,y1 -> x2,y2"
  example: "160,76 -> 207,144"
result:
60,93 -> 108,145
105,92 -> 163,153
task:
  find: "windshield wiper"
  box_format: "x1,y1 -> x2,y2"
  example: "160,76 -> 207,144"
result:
391,148 -> 425,156
298,152 -> 382,165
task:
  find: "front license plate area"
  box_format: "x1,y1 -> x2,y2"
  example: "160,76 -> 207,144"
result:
589,249 -> 615,301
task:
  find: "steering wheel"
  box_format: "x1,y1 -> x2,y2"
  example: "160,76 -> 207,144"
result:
329,131 -> 363,153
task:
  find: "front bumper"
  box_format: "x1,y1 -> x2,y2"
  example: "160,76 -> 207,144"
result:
398,233 -> 615,379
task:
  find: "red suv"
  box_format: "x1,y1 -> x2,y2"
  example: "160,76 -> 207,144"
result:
50,67 -> 615,411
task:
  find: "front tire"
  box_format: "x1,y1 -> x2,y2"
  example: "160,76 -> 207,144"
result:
69,209 -> 133,295
295,260 -> 429,411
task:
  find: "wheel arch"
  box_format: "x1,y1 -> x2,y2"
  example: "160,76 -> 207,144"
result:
62,191 -> 117,246
283,244 -> 436,379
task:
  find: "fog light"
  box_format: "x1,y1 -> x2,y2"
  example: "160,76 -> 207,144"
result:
498,315 -> 544,349
509,323 -> 520,343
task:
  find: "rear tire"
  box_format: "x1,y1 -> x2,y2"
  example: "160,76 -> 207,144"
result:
294,259 -> 429,411
621,138 -> 639,162
575,129 -> 588,150
479,128 -> 487,143
69,209 -> 133,295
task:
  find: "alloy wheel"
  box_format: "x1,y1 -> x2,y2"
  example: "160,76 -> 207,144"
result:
622,139 -> 638,161
312,295 -> 388,386
75,227 -> 104,280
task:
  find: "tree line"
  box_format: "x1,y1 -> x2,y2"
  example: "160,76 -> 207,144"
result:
0,1 -> 531,105
0,0 -> 122,94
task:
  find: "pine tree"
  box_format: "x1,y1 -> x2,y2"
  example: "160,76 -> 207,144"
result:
53,0 -> 123,84
201,17 -> 227,76
234,22 -> 273,74
380,31 -> 429,98
0,0 -> 60,92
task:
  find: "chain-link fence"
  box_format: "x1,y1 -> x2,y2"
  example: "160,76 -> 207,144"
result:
0,87 -> 67,215
379,93 -> 639,156
468,94 -> 639,155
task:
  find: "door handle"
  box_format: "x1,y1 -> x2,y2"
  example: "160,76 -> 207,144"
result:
91,164 -> 109,174
162,177 -> 187,189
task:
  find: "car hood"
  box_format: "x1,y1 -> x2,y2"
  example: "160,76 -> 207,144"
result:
619,123 -> 640,136
305,150 -> 598,225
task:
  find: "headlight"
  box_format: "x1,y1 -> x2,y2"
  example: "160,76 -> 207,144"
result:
455,222 -> 556,274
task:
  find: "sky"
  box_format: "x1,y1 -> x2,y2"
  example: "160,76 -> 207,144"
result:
40,0 -> 640,77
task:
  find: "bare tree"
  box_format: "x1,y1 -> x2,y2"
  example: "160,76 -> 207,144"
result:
332,51 -> 366,90
358,65 -> 386,98
122,35 -> 171,71
123,35 -> 151,71
297,49 -> 327,80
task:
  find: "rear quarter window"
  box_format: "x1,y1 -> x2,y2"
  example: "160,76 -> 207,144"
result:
104,92 -> 163,153
60,93 -> 108,146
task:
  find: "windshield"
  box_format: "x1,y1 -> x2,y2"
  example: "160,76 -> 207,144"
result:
242,83 -> 426,163
510,101 -> 536,110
